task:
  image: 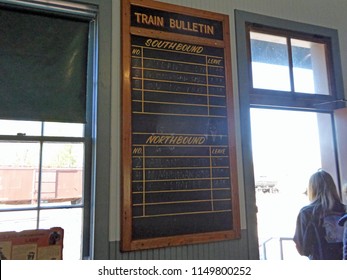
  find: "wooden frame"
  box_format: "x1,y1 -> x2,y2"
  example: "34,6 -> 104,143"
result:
121,0 -> 240,251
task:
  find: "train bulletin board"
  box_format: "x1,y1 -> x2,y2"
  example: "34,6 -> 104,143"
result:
121,0 -> 240,251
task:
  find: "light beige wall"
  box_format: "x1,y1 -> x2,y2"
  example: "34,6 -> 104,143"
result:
109,0 -> 347,241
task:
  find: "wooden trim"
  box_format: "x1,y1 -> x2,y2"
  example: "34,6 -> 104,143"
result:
121,0 -> 133,251
121,0 -> 240,251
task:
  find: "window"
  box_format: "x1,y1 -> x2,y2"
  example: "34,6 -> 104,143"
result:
0,121 -> 85,259
249,30 -> 331,95
0,2 -> 98,260
236,11 -> 344,110
235,10 -> 345,259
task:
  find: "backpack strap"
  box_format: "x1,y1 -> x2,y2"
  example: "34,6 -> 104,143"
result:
338,213 -> 347,226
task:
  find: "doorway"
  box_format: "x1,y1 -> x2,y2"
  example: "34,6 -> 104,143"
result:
250,108 -> 338,260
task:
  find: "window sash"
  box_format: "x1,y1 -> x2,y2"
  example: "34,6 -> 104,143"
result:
246,24 -> 343,111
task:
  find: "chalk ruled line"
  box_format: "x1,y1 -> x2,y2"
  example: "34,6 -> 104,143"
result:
132,99 -> 226,109
131,144 -> 228,148
132,88 -> 226,98
132,155 -> 229,158
132,65 -> 224,78
132,76 -> 225,88
133,166 -> 229,171
132,176 -> 230,183
133,198 -> 230,207
133,131 -> 227,137
132,111 -> 227,118
133,187 -> 230,194
142,141 -> 146,215
136,56 -> 225,71
133,209 -> 232,219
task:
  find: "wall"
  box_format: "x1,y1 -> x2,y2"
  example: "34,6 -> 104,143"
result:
108,0 -> 347,259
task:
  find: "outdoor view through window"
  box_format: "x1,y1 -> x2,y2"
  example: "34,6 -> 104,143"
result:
251,109 -> 336,259
0,121 -> 85,259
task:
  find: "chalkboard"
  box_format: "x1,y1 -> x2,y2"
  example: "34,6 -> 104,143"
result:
121,0 -> 240,251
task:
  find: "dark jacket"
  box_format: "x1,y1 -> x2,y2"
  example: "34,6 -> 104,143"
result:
338,214 -> 347,260
293,203 -> 344,260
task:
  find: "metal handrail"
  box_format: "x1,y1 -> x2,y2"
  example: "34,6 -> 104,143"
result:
260,237 -> 294,260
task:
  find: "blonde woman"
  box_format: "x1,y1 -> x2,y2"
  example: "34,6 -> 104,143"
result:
293,169 -> 345,259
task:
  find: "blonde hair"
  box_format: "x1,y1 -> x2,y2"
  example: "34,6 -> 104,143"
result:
307,170 -> 342,212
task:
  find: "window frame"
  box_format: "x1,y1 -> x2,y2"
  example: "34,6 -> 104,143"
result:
247,24 -> 338,109
0,0 -> 108,260
235,10 -> 345,260
236,10 -> 345,112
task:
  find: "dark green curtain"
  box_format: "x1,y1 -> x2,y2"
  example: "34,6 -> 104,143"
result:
0,8 -> 89,123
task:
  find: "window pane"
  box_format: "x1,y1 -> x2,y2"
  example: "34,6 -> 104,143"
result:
0,142 -> 40,209
0,120 -> 41,136
39,208 -> 83,260
39,143 -> 84,206
0,210 -> 37,232
250,32 -> 291,91
291,39 -> 330,95
43,122 -> 84,137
